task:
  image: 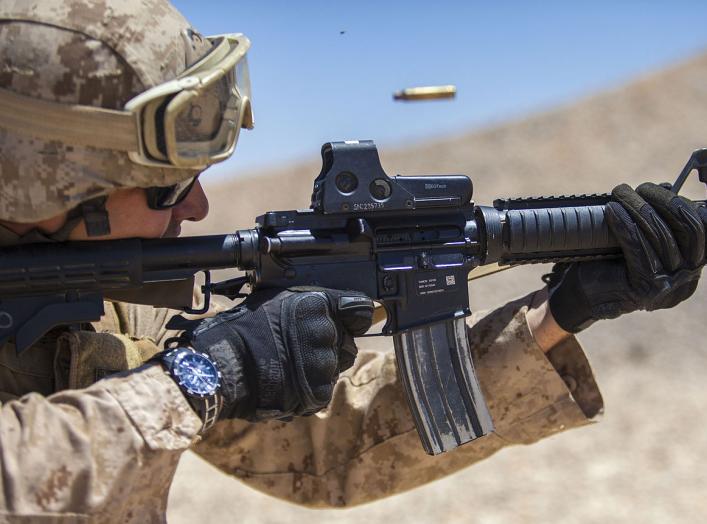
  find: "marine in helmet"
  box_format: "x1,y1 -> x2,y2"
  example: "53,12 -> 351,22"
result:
0,0 -> 703,519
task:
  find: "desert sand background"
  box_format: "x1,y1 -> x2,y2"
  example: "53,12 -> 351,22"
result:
168,53 -> 707,523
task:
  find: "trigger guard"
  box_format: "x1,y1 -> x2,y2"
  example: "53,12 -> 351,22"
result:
356,301 -> 391,337
380,302 -> 394,335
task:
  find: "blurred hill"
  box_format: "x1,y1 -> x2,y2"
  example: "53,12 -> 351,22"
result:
169,52 -> 707,523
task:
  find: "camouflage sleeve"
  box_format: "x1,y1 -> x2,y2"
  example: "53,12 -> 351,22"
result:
192,291 -> 603,507
0,360 -> 201,520
105,289 -> 232,349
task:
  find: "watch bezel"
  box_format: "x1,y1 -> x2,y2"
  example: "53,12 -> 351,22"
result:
168,348 -> 222,399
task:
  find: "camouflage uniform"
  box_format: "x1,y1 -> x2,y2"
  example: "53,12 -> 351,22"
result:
0,0 -> 603,521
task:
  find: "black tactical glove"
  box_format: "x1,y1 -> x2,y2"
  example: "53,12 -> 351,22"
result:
547,182 -> 705,333
183,287 -> 374,421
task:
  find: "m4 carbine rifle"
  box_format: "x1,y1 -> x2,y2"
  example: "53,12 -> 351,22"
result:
1,141 -> 705,455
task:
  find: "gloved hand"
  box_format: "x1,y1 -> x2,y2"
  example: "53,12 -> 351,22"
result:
183,287 -> 374,421
546,182 -> 705,333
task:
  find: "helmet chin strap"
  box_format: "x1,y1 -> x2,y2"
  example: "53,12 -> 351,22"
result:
11,196 -> 112,244
74,196 -> 111,238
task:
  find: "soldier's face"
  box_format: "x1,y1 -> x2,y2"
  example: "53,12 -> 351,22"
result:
68,180 -> 209,240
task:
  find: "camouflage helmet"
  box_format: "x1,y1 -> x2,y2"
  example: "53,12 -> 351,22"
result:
0,0 -> 215,223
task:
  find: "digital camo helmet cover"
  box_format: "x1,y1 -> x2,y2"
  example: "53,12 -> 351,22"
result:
0,0 -> 211,222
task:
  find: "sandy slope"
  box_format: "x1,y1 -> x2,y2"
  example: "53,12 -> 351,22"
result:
168,53 -> 707,523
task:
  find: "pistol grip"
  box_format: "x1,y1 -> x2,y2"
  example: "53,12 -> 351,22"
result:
393,317 -> 494,455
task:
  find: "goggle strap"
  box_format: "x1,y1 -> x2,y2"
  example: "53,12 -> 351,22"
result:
0,87 -> 139,152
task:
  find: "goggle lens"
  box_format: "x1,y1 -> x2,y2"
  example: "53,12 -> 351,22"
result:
165,40 -> 252,166
174,78 -> 230,144
124,33 -> 253,169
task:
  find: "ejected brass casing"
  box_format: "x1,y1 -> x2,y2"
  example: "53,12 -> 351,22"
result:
393,85 -> 457,101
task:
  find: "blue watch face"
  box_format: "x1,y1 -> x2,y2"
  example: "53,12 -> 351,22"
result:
172,351 -> 221,397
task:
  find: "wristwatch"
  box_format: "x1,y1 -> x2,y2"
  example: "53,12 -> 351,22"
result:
158,347 -> 224,433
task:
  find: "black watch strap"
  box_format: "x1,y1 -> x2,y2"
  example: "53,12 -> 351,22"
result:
196,393 -> 223,432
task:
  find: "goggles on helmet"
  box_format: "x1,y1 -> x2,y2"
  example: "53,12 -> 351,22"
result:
0,33 -> 253,171
126,33 -> 253,169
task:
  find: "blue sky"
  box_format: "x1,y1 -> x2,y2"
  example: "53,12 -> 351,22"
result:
171,1 -> 707,178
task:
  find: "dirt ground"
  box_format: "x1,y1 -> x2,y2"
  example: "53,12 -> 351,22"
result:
167,53 -> 707,523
